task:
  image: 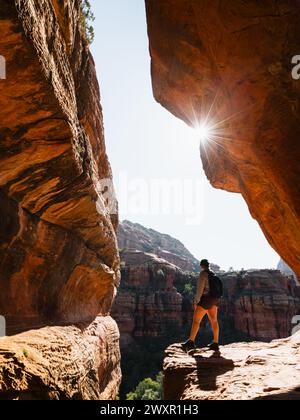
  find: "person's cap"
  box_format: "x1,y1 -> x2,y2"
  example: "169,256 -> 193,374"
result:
200,259 -> 209,266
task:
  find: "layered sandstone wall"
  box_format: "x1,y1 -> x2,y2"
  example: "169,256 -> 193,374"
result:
113,250 -> 300,349
145,0 -> 300,278
112,250 -> 192,349
221,270 -> 300,341
0,0 -> 120,399
118,221 -> 200,272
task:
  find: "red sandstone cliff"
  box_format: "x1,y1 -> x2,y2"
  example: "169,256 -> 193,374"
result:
118,220 -> 200,272
221,270 -> 300,341
0,0 -> 120,399
112,250 -> 190,349
113,249 -> 300,349
114,244 -> 300,397
145,0 -> 300,278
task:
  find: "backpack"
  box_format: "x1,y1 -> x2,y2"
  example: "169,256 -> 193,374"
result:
208,271 -> 223,298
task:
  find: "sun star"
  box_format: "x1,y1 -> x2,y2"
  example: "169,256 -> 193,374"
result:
196,122 -> 211,144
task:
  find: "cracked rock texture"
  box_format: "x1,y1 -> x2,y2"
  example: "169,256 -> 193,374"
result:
145,0 -> 300,278
0,0 -> 120,399
164,332 -> 300,400
0,317 -> 120,400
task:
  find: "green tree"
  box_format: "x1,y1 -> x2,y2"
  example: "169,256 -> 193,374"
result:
80,0 -> 95,45
126,372 -> 163,401
183,282 -> 194,296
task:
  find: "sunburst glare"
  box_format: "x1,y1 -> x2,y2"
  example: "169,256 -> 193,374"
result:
194,121 -> 215,145
190,94 -> 244,152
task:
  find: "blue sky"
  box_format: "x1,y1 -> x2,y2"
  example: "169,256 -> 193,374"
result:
90,0 -> 279,270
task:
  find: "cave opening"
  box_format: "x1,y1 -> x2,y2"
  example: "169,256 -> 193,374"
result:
0,0 -> 299,403
91,0 -> 300,400
91,0 -> 280,272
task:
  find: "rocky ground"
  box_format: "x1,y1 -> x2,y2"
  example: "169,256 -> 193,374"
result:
164,332 -> 300,400
0,317 -> 120,400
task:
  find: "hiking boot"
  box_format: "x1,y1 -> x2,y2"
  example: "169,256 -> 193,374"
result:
208,342 -> 220,352
181,339 -> 196,352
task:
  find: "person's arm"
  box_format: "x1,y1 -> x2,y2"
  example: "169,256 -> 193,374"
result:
194,272 -> 206,305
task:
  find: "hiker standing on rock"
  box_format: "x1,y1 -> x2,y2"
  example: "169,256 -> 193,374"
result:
182,259 -> 223,353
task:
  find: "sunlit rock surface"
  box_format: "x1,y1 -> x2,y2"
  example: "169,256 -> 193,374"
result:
115,246 -> 300,398
145,0 -> 300,277
164,332 -> 300,400
0,0 -> 120,399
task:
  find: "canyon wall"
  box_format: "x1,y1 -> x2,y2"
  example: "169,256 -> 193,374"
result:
118,220 -> 200,272
222,269 -> 300,341
112,249 -> 193,349
0,0 -> 120,399
114,243 -> 300,396
114,251 -> 300,348
145,0 -> 300,278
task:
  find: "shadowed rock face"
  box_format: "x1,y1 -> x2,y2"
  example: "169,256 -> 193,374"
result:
145,0 -> 300,277
0,0 -> 120,399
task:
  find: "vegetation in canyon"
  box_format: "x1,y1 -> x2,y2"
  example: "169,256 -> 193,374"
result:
80,0 -> 95,44
126,372 -> 163,400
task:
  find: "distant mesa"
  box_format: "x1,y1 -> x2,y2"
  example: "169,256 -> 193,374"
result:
118,220 -> 201,272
